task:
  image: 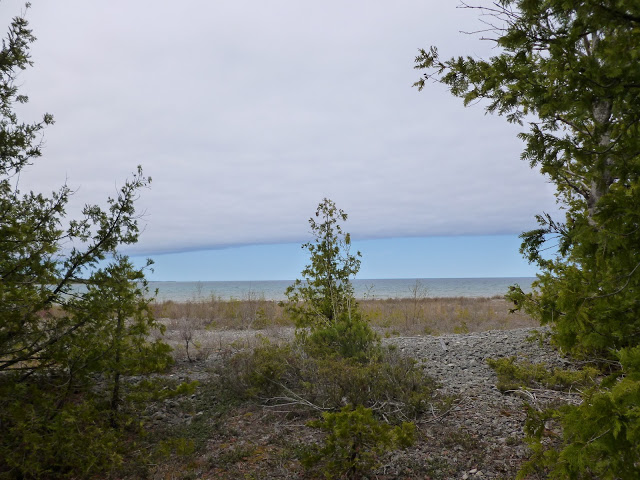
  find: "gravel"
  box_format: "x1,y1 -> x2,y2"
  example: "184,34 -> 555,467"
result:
382,327 -> 568,479
154,326 -> 572,479
387,326 -> 564,395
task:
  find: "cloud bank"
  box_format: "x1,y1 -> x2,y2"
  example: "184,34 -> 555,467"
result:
7,0 -> 559,255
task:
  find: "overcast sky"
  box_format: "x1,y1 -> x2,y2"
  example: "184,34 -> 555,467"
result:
5,1 -> 558,279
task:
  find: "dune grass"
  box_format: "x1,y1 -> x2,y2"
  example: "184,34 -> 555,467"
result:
152,294 -> 536,337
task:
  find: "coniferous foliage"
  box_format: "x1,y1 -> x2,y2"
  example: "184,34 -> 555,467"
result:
284,198 -> 378,359
0,6 -> 173,477
415,0 -> 640,360
301,404 -> 416,480
415,1 -> 640,477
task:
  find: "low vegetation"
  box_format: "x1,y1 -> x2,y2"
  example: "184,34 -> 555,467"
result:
142,200 -> 462,479
153,296 -> 536,334
7,0 -> 639,477
487,356 -> 599,394
300,405 -> 416,479
217,339 -> 440,421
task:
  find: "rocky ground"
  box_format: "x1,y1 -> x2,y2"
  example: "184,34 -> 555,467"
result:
147,326 -> 575,479
384,327 -> 575,479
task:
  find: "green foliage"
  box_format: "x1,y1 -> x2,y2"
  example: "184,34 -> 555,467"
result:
0,7 -> 178,478
487,357 -> 599,393
416,2 -> 640,477
157,437 -> 197,458
520,350 -> 640,479
416,0 -> 640,359
284,198 -> 378,359
453,321 -> 469,334
0,384 -> 125,478
219,340 -> 438,422
301,311 -> 379,360
300,404 -> 415,480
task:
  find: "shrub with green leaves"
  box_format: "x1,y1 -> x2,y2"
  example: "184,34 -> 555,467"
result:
0,386 -> 125,478
284,198 -> 378,360
301,404 -> 415,480
487,357 -> 599,393
518,346 -> 640,479
219,340 -> 438,422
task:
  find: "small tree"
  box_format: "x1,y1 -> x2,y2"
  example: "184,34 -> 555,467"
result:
301,404 -> 415,480
284,198 -> 377,359
0,6 -> 178,477
65,255 -> 173,426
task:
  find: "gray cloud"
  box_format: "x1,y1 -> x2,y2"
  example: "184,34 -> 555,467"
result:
7,0 -> 559,255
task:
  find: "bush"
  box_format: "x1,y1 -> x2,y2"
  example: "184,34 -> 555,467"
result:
486,357 -> 599,393
300,404 -> 415,480
0,385 -> 125,478
518,347 -> 640,479
218,339 -> 438,422
299,311 -> 379,361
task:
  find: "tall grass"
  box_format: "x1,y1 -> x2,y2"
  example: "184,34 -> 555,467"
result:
361,296 -> 536,335
152,291 -> 288,330
152,295 -> 536,336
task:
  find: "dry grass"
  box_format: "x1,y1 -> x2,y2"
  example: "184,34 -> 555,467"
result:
153,295 -> 537,355
151,293 -> 288,330
361,296 -> 537,336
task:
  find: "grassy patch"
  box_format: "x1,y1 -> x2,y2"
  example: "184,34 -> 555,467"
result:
487,356 -> 599,393
154,296 -> 537,346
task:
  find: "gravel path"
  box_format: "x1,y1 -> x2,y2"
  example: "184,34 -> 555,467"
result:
388,326 -> 564,396
384,327 -> 568,479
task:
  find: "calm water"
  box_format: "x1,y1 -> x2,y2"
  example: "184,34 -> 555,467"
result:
148,277 -> 535,302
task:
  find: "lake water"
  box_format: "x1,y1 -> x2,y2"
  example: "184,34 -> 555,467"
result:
149,277 -> 535,302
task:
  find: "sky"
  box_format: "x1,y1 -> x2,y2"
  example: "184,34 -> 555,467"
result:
5,1 -> 559,280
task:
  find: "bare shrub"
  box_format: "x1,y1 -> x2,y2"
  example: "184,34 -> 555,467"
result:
165,317 -> 210,362
401,280 -> 429,330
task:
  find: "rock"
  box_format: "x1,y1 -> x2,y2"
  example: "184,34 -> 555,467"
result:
378,326 -> 569,479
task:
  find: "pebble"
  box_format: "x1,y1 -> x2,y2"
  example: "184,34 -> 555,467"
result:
145,326 -> 568,479
383,327 -> 570,479
386,327 -> 562,397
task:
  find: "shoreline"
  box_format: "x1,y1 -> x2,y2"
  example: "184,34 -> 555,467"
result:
147,277 -> 535,302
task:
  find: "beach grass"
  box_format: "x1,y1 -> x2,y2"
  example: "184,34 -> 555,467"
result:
152,295 -> 536,336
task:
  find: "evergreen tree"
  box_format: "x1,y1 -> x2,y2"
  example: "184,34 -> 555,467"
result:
284,198 -> 377,359
0,6 -> 174,477
414,1 -> 640,476
415,0 -> 640,359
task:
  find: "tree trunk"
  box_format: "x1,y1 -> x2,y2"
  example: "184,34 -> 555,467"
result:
110,310 -> 124,428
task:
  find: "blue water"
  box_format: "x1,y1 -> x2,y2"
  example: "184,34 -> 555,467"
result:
148,277 -> 535,302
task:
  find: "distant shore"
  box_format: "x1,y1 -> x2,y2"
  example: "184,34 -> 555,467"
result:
148,277 -> 536,302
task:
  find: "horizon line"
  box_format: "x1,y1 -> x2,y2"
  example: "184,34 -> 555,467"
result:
146,275 -> 538,282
